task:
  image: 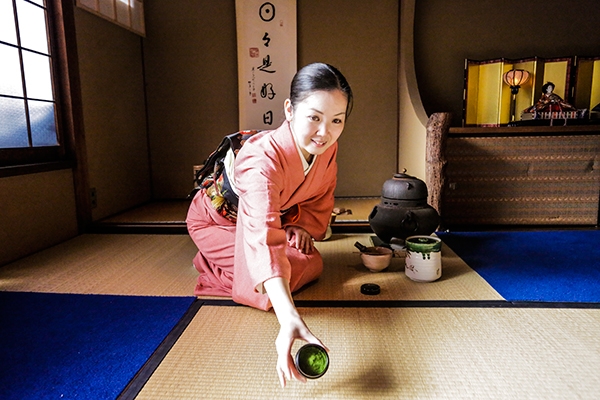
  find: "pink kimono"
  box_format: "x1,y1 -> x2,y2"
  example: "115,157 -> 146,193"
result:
186,120 -> 337,310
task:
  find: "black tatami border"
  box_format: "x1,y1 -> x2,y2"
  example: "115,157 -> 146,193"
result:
117,298 -> 204,400
198,298 -> 600,310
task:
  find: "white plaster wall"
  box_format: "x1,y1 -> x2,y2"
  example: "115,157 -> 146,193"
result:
398,0 -> 428,181
0,169 -> 78,266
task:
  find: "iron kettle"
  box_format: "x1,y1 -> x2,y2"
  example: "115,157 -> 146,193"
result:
368,173 -> 440,243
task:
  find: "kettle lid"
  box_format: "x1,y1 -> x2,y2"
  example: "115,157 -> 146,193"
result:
381,172 -> 428,200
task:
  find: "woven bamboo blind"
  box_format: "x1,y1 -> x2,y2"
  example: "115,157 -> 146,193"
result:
442,133 -> 600,226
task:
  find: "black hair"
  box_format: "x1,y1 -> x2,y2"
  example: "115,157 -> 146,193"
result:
542,82 -> 555,93
289,63 -> 353,118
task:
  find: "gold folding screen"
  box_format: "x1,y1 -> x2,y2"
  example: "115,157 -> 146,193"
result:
462,56 -> 596,126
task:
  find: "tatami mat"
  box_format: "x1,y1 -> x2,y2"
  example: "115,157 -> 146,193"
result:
332,197 -> 379,222
0,233 -> 502,301
0,234 -> 198,296
301,234 -> 503,301
94,197 -> 376,225
3,231 -> 598,399
136,305 -> 600,399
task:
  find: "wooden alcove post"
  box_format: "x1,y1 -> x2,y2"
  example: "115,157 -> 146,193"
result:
425,112 -> 452,230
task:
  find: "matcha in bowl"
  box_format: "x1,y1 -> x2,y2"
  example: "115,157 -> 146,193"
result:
295,343 -> 329,379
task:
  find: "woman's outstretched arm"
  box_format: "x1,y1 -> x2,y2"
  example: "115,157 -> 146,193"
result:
263,276 -> 326,388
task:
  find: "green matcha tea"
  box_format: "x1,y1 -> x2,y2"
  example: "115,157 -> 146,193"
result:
295,344 -> 329,379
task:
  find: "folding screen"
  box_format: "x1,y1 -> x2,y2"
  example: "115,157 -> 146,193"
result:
463,57 -> 577,126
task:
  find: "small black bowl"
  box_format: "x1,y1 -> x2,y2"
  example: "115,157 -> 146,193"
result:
295,343 -> 329,379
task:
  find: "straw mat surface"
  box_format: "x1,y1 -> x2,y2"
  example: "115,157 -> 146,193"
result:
0,233 -> 501,301
332,197 -> 379,222
0,234 -> 198,296
300,234 -> 503,301
94,198 -> 376,225
137,305 -> 600,399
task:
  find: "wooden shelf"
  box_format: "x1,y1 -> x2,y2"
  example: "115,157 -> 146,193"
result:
441,130 -> 600,227
450,124 -> 600,136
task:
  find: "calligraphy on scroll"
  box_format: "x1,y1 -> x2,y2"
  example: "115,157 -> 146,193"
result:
236,0 -> 297,130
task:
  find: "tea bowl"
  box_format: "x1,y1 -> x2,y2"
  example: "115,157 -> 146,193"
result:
360,246 -> 393,272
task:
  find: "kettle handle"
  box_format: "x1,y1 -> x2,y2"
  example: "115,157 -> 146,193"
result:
401,211 -> 419,232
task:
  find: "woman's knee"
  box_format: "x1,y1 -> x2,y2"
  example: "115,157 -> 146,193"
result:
288,248 -> 323,291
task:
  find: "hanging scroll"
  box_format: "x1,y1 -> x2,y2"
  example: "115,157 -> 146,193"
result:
236,0 -> 297,130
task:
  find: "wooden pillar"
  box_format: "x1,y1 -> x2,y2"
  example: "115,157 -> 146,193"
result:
425,112 -> 452,226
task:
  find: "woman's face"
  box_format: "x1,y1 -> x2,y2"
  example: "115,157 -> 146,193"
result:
284,89 -> 348,161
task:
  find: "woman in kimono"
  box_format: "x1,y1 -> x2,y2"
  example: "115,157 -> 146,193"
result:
186,62 -> 353,388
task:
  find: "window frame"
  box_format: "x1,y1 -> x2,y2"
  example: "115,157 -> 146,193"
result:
0,0 -> 76,174
0,0 -> 90,230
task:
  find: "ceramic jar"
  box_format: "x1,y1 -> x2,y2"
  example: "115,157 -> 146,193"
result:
368,173 -> 440,243
404,235 -> 443,282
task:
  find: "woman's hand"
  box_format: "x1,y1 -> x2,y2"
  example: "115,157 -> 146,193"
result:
285,225 -> 314,254
263,277 -> 326,388
274,310 -> 325,388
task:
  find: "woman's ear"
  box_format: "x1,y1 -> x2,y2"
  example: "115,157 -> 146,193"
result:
284,99 -> 293,121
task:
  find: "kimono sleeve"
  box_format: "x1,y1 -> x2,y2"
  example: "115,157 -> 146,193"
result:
234,144 -> 293,289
